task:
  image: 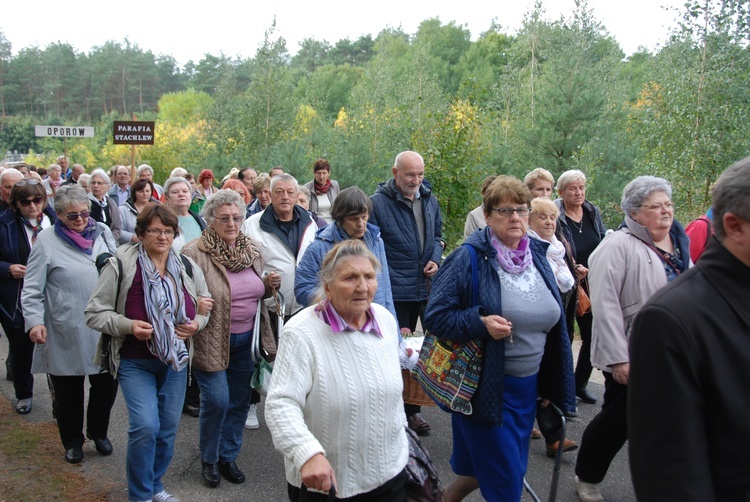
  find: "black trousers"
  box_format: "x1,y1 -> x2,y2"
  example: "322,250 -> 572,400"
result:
1,324 -> 34,400
573,311 -> 594,390
395,301 -> 426,417
287,469 -> 406,502
574,372 -> 628,483
49,373 -> 118,450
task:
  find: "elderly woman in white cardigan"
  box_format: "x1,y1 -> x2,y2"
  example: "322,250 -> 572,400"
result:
266,240 -> 408,501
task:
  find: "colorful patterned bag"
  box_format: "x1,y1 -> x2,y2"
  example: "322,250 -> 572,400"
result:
413,244 -> 483,415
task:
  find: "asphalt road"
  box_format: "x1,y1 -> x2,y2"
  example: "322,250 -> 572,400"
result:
0,334 -> 635,501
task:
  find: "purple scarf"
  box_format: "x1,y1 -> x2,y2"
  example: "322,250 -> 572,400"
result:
54,217 -> 97,255
490,232 -> 532,274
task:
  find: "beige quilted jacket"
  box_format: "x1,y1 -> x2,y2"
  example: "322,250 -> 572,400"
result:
182,238 -> 275,372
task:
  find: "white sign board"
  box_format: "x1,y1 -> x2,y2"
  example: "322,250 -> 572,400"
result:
35,125 -> 95,138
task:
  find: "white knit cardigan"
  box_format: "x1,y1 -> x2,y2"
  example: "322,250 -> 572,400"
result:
265,303 -> 409,498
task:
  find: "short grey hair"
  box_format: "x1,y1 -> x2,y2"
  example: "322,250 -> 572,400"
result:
312,240 -> 381,303
556,170 -> 587,192
90,168 -> 111,185
77,173 -> 91,188
170,167 -> 188,178
136,164 -> 154,177
47,163 -> 62,173
621,176 -> 673,217
298,185 -> 312,199
270,173 -> 298,192
54,185 -> 91,213
201,189 -> 246,225
0,168 -> 23,183
712,156 -> 750,240
163,176 -> 192,197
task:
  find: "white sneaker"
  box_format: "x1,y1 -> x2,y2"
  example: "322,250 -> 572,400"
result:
575,476 -> 603,502
244,404 -> 259,430
153,491 -> 180,502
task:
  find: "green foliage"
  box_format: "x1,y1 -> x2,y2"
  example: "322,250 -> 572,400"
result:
3,2 -> 750,235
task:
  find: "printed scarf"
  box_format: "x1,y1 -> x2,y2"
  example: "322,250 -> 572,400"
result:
138,245 -> 189,371
200,226 -> 260,273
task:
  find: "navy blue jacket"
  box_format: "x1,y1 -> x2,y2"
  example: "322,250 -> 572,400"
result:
369,179 -> 444,303
423,227 -> 576,425
0,207 -> 58,329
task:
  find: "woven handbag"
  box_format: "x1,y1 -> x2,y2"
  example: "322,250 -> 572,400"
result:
413,244 -> 483,415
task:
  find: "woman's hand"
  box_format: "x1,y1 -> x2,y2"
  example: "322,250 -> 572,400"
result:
174,320 -> 199,340
265,272 -> 281,290
611,362 -> 630,385
197,297 -> 214,316
300,453 -> 337,493
481,315 -> 513,341
574,264 -> 588,280
131,320 -> 154,341
9,264 -> 26,279
29,325 -> 47,344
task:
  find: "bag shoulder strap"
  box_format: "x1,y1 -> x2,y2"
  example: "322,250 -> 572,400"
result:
179,254 -> 194,279
462,244 -> 479,308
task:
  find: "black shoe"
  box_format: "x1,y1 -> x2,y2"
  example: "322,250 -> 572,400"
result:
86,433 -> 113,455
576,387 -> 598,404
218,460 -> 246,484
183,404 -> 200,418
202,461 -> 221,487
65,447 -> 84,464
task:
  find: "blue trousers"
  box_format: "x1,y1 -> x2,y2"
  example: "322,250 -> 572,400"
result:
118,357 -> 186,501
193,330 -> 254,464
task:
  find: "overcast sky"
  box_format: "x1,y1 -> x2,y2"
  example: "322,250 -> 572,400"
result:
2,0 -> 685,66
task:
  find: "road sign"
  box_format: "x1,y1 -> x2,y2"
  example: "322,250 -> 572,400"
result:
35,125 -> 95,138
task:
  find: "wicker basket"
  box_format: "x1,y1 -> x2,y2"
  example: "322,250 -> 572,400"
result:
402,369 -> 435,407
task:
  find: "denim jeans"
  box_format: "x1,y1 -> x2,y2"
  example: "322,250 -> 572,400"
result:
118,357 -> 186,501
194,329 -> 254,464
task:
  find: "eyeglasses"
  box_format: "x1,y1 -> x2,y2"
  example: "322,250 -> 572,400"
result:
639,202 -> 673,211
144,229 -> 176,238
490,207 -> 531,218
18,196 -> 45,207
215,215 -> 244,225
64,210 -> 90,221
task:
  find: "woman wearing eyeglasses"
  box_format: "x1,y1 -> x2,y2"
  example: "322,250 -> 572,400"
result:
21,185 -> 117,464
573,176 -> 690,502
182,190 -> 277,488
86,202 -> 210,501
0,180 -> 58,414
424,176 -> 575,502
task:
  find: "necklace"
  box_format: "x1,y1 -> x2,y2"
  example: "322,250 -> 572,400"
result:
567,214 -> 584,233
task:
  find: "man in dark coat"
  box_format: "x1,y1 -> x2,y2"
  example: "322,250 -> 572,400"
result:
369,150 -> 445,436
628,156 -> 750,501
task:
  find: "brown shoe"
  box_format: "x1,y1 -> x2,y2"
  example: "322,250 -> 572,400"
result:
531,428 -> 542,439
546,439 -> 578,457
407,413 -> 432,437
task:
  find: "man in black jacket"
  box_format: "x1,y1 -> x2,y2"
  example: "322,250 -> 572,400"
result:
628,157 -> 750,501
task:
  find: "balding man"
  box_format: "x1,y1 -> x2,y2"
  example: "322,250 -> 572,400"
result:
108,165 -> 132,206
369,150 -> 445,436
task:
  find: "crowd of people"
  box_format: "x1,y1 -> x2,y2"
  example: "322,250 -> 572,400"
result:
1,151 -> 748,502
